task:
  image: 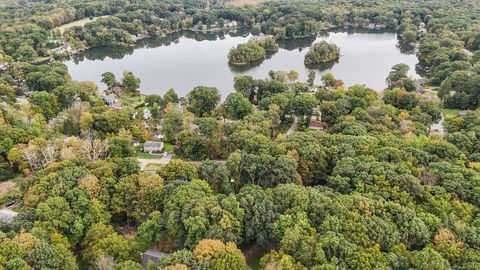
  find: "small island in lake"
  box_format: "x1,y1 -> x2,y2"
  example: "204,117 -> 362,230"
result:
228,37 -> 279,65
304,41 -> 340,65
256,36 -> 280,53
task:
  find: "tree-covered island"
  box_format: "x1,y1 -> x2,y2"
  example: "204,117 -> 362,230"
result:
228,37 -> 279,65
304,41 -> 341,65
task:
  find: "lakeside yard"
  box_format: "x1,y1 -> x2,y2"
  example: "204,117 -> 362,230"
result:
55,16 -> 110,34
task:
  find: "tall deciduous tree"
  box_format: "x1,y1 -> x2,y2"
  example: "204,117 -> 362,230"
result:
223,93 -> 253,120
101,72 -> 117,88
121,71 -> 140,93
187,86 -> 221,116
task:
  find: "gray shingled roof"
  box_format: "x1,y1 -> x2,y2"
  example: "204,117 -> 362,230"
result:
0,209 -> 17,225
103,94 -> 116,103
144,141 -> 163,148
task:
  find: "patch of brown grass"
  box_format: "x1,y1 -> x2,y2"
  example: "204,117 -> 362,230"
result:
0,181 -> 16,197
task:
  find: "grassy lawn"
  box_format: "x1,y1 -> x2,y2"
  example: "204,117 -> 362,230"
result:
118,94 -> 145,107
55,16 -> 110,34
443,108 -> 460,118
145,163 -> 163,171
164,143 -> 174,152
34,56 -> 51,63
135,151 -> 163,159
423,87 -> 439,99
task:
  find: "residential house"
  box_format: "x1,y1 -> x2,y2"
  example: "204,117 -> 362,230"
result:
224,20 -> 238,28
141,249 -> 167,267
144,108 -> 152,120
309,120 -> 327,131
48,43 -> 74,56
111,86 -> 123,95
143,141 -> 164,153
103,94 -> 117,106
111,102 -> 123,110
0,209 -> 18,225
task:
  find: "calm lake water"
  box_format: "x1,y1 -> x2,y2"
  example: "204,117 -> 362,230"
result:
64,29 -> 419,97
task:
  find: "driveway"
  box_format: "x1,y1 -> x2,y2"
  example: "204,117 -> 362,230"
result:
286,116 -> 297,135
137,154 -> 172,170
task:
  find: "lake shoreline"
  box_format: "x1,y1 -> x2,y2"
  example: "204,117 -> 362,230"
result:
58,25 -> 399,62
63,29 -> 420,96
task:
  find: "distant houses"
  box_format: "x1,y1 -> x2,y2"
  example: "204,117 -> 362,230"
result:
143,141 -> 164,153
223,20 -> 238,28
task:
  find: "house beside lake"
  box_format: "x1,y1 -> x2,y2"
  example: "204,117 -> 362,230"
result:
103,94 -> 116,106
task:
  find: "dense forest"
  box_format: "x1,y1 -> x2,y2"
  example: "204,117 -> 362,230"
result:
0,0 -> 480,269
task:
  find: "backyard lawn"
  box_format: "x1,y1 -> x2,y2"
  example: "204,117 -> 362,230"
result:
144,163 -> 163,171
55,16 -> 110,34
442,108 -> 461,118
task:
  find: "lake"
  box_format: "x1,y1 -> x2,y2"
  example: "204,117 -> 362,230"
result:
64,29 -> 419,97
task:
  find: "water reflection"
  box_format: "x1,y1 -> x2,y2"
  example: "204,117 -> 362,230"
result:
397,41 -> 416,55
64,29 -> 420,97
278,36 -> 316,51
228,58 -> 266,72
305,60 -> 339,71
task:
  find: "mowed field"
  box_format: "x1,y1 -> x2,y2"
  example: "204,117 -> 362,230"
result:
55,15 -> 109,34
225,0 -> 265,6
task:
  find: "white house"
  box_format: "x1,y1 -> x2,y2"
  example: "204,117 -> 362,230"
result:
144,108 -> 152,119
224,20 -> 238,28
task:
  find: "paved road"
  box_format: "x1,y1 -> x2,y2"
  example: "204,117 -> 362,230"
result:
286,116 -> 298,135
138,154 -> 172,170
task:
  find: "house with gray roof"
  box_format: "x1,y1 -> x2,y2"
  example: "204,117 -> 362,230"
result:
0,209 -> 18,225
143,141 -> 164,153
103,94 -> 117,106
141,249 -> 167,267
